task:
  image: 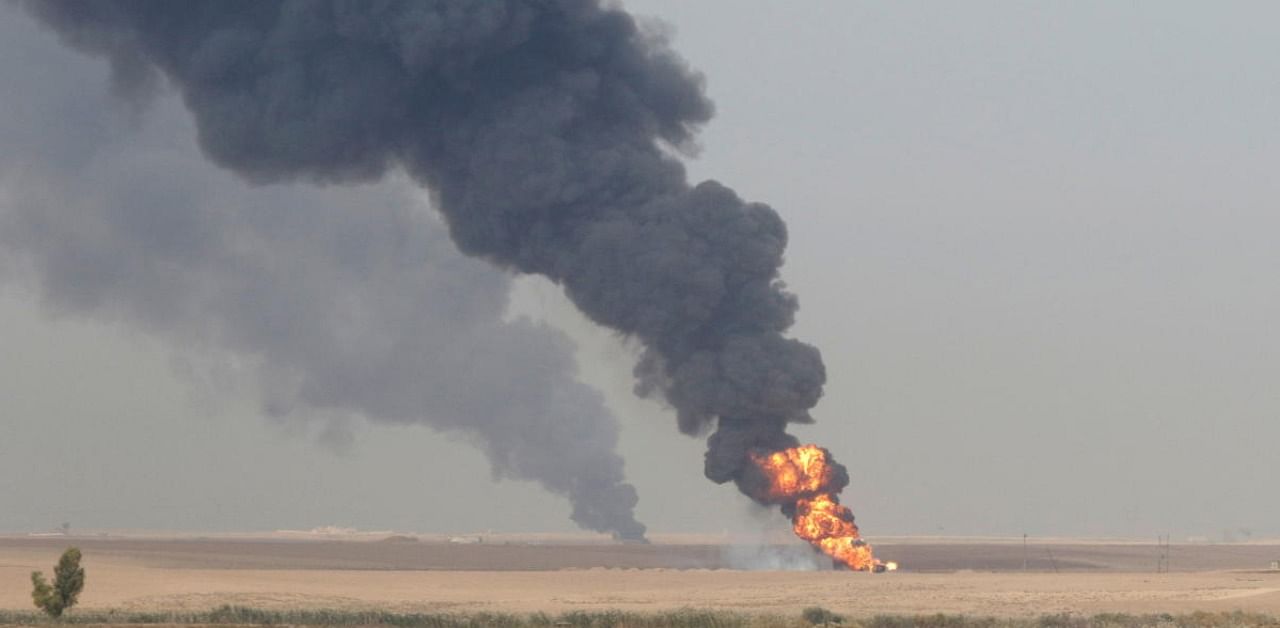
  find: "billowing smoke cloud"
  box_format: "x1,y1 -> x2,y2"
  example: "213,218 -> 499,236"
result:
17,0 -> 826,513
0,3 -> 643,539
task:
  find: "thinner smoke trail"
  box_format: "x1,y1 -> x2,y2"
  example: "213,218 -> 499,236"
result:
0,5 -> 644,539
19,0 -> 827,509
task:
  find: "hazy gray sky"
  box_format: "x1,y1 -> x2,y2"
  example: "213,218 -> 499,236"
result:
2,1 -> 1278,540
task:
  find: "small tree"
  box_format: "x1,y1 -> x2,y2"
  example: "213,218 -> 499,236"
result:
31,547 -> 85,618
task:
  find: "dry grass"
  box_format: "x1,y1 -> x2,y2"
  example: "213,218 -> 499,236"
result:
0,607 -> 1279,628
6,539 -> 1280,619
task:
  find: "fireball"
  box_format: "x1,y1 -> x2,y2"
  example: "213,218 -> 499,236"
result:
749,444 -> 896,572
749,445 -> 838,500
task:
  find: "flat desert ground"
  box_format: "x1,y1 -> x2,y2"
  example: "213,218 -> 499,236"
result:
4,535 -> 1280,617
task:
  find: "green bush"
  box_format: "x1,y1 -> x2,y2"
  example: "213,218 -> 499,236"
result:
30,547 -> 85,618
803,606 -> 844,625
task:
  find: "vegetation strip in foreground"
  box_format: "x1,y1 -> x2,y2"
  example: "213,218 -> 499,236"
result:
0,607 -> 1278,627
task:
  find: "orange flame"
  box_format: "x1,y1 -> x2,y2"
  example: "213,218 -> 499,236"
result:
749,444 -> 894,572
749,446 -> 838,501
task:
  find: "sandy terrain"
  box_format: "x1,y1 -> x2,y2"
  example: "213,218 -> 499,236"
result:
3,536 -> 1280,617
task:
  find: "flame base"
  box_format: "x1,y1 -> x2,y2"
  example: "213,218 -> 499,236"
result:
749,444 -> 896,572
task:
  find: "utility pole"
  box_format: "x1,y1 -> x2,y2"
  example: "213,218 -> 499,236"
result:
1022,533 -> 1029,572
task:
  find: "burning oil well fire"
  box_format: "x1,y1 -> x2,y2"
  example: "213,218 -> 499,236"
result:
18,0 -> 894,569
746,445 -> 896,572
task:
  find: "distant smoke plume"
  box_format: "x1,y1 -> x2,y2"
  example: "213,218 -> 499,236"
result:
17,0 -> 826,519
0,4 -> 642,539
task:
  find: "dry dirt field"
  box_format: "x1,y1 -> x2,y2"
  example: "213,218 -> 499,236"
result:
3,535 -> 1280,617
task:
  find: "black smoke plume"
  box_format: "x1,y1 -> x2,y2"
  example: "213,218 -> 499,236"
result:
18,0 -> 827,518
1,3 -> 642,539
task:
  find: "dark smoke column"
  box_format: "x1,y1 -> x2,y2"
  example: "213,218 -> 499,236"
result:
23,0 -> 825,501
